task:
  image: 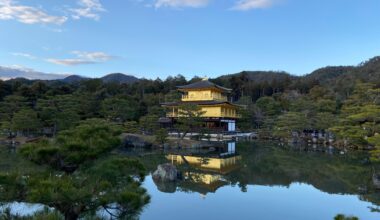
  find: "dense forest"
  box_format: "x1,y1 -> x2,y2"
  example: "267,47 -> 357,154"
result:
0,56 -> 379,162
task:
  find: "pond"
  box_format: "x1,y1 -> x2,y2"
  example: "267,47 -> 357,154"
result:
130,141 -> 380,220
1,141 -> 380,219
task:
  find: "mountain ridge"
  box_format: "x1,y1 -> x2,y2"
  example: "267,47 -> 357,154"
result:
100,73 -> 139,84
2,56 -> 380,85
0,66 -> 68,80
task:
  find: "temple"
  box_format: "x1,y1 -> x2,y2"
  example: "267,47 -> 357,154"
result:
160,78 -> 241,132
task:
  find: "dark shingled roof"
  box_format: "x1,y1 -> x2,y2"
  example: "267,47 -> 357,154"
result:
177,80 -> 232,92
161,100 -> 240,107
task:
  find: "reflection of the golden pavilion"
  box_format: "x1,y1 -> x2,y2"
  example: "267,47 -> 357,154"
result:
166,154 -> 241,174
166,142 -> 241,194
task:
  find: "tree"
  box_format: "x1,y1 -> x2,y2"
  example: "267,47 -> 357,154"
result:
313,112 -> 337,130
331,83 -> 380,149
334,214 -> 359,220
139,114 -> 159,134
288,97 -> 316,113
12,108 -> 41,136
255,96 -> 282,116
36,95 -> 80,136
368,135 -> 380,163
1,158 -> 150,220
101,96 -> 139,122
155,128 -> 168,144
0,95 -> 29,137
175,104 -> 205,139
309,85 -> 336,101
273,112 -> 310,140
20,119 -> 122,172
316,99 -> 337,113
124,121 -> 140,134
76,93 -> 101,119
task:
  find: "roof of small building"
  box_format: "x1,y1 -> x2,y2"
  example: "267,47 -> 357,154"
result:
177,79 -> 232,92
158,117 -> 172,123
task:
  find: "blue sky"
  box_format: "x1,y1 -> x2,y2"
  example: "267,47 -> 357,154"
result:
1,0 -> 380,79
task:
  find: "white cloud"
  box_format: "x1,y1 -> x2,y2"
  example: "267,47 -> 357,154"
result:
71,51 -> 114,61
231,0 -> 274,10
70,0 -> 105,20
11,52 -> 37,60
0,0 -> 67,25
46,58 -> 97,66
154,0 -> 209,8
47,50 -> 114,66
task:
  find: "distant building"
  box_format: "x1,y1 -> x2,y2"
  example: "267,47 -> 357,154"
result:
160,78 -> 241,132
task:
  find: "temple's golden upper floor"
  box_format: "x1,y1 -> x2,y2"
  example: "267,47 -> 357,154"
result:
161,79 -> 240,119
177,79 -> 231,102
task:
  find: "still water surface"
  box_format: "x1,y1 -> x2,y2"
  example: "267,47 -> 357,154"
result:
135,142 -> 380,220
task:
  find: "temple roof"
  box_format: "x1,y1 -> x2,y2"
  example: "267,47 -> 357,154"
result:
177,80 -> 232,92
161,100 -> 240,107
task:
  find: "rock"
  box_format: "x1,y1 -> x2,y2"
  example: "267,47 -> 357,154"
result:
152,178 -> 177,193
357,186 -> 368,194
152,163 -> 178,182
373,173 -> 380,189
122,134 -> 152,148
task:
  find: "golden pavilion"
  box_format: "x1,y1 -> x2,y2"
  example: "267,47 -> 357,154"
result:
161,78 -> 241,132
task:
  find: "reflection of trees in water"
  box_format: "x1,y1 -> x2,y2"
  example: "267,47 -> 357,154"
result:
224,142 -> 380,206
140,141 -> 380,207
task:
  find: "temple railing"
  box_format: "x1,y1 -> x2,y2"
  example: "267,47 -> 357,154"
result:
181,95 -> 227,101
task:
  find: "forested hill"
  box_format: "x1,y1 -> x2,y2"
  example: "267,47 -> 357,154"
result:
2,56 -> 380,94
218,56 -> 380,86
303,66 -> 355,85
0,72 -> 140,85
212,56 -> 380,101
100,73 -> 139,84
59,73 -> 140,84
60,75 -> 89,84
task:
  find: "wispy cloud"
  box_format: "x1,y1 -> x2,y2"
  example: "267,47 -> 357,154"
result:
0,0 -> 67,25
154,0 -> 210,8
71,51 -> 114,61
10,51 -> 109,66
70,0 -> 105,20
47,50 -> 115,66
46,59 -> 97,66
11,52 -> 37,60
231,0 -> 275,10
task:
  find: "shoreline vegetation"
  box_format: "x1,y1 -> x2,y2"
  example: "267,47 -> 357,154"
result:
0,56 -> 379,219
